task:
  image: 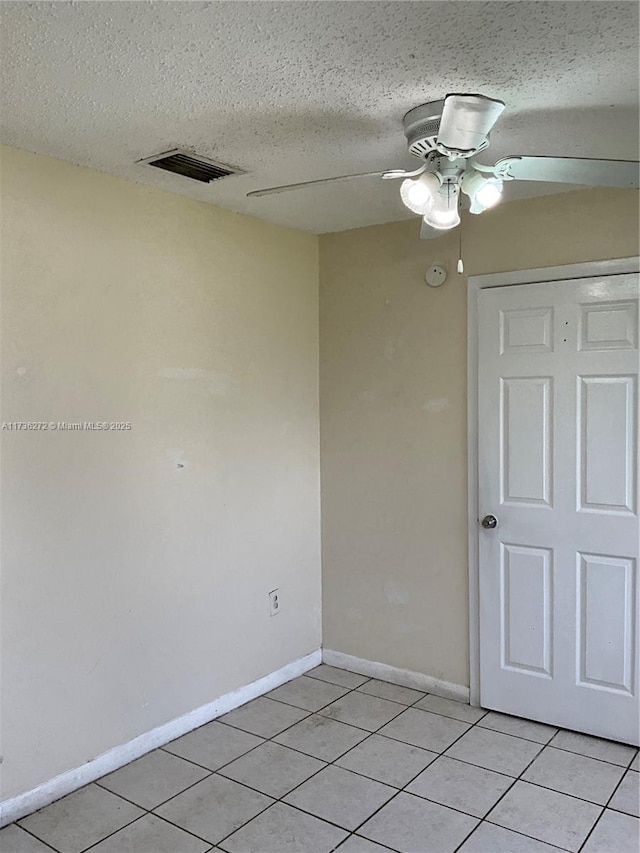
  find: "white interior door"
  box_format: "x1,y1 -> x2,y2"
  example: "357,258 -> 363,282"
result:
478,273 -> 639,745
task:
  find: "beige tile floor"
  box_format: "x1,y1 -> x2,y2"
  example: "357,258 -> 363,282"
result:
2,664 -> 639,852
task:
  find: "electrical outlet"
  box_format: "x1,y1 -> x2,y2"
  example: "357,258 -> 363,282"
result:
269,588 -> 280,617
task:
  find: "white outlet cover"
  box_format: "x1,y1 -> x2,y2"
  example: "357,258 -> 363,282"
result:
269,589 -> 280,616
426,265 -> 447,287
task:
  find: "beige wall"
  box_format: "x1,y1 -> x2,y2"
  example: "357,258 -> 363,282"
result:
0,146 -> 321,800
320,188 -> 639,687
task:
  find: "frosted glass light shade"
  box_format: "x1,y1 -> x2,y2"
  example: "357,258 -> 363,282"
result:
423,185 -> 460,230
461,170 -> 503,214
399,172 -> 440,214
475,180 -> 502,208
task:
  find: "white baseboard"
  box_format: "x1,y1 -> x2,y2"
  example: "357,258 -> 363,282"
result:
0,648 -> 321,828
322,649 -> 469,704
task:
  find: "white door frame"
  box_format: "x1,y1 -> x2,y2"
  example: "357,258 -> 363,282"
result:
467,256 -> 640,707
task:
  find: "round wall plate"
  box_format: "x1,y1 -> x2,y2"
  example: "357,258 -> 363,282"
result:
426,264 -> 447,287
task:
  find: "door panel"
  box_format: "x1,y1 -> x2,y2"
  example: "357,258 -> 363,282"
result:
500,307 -> 554,354
578,375 -> 636,514
577,553 -> 635,695
478,273 -> 639,744
501,377 -> 553,506
500,543 -> 553,677
579,301 -> 638,351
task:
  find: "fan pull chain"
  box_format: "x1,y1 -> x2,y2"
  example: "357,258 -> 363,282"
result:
457,197 -> 464,274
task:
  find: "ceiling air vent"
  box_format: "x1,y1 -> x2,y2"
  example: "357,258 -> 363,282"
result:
140,149 -> 240,183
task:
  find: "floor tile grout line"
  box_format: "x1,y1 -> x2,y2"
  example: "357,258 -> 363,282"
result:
449,715 -> 556,851
155,677 -> 353,775
577,758 -> 640,852
274,680 -> 479,764
281,678 -> 449,794
463,715 -> 557,746
428,751 -> 518,782
476,721 -> 558,746
194,787 -> 277,852
545,740 -> 639,769
451,815 -> 488,853
443,722 -> 574,853
474,733 -> 563,823
357,684 -> 428,702
576,810 -> 608,853
335,831 -> 401,853
436,732 -> 630,809
472,711 -> 639,768
78,811 -> 210,853
94,769 -> 218,810
79,811 -> 152,853
211,786 -> 385,851
17,792 -> 148,853
539,742 -> 639,769
607,800 -> 640,818
261,679 -> 415,727
244,673 -> 430,773
480,818 -> 575,852
476,724 -> 600,849
492,724 -> 637,813
9,822 -> 60,852
463,728 -> 605,853
303,668 -> 374,690
152,707 -> 326,808
484,775 -> 624,810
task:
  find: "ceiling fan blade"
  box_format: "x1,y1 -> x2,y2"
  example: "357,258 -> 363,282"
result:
247,170 -> 388,198
437,94 -> 505,156
382,165 -> 427,180
420,219 -> 443,240
493,156 -> 639,188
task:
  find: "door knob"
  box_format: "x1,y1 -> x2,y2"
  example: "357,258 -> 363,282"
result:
481,514 -> 498,529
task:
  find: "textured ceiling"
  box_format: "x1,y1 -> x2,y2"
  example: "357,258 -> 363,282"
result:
1,1 -> 638,233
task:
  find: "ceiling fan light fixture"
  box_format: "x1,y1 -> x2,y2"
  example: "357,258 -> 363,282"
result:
422,183 -> 461,230
475,179 -> 503,209
461,170 -> 503,214
400,172 -> 441,214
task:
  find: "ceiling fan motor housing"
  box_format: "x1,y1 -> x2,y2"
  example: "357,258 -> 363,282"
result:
402,101 -> 444,159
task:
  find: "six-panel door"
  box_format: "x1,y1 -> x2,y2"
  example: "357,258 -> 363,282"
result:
478,274 -> 639,745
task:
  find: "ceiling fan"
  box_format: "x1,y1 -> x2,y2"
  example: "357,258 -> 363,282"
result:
247,94 -> 640,239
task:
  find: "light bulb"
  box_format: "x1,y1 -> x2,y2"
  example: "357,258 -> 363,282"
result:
461,170 -> 503,214
407,182 -> 431,206
400,172 -> 440,214
475,180 -> 502,209
422,184 -> 461,230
